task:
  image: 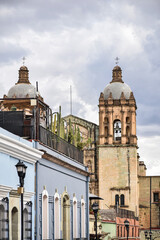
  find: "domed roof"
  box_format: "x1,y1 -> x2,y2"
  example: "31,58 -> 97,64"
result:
103,82 -> 132,100
7,83 -> 36,98
19,65 -> 28,71
103,65 -> 132,100
6,65 -> 40,98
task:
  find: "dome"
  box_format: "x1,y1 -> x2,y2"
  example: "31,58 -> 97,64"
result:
20,65 -> 28,71
103,82 -> 132,100
113,65 -> 121,71
7,83 -> 37,98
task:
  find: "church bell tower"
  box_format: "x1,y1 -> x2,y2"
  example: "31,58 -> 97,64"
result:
98,65 -> 139,216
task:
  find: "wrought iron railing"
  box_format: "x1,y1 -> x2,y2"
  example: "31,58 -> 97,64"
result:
39,126 -> 83,164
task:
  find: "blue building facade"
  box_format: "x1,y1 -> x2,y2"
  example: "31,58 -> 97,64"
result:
0,127 -> 43,240
35,142 -> 89,240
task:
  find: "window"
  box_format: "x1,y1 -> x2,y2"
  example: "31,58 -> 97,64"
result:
117,226 -> 119,237
62,193 -> 70,240
12,207 -> 18,240
54,192 -> 60,239
0,205 -> 5,240
42,189 -> 49,240
132,227 -> 134,237
121,226 -> 122,237
120,194 -> 125,206
105,126 -> 108,137
153,192 -> 159,202
81,199 -> 85,238
126,117 -> 130,123
23,208 -> 28,240
115,194 -> 119,206
114,120 -> 121,141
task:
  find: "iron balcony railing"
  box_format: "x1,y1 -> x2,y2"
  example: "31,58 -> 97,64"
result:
39,126 -> 83,164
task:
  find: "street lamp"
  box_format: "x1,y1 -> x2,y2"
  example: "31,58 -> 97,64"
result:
92,202 -> 99,240
15,160 -> 27,240
144,230 -> 152,240
124,219 -> 129,240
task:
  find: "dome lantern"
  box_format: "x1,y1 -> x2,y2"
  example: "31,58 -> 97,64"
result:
111,65 -> 124,83
17,66 -> 30,84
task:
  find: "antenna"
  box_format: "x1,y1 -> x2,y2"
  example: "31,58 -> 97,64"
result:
70,85 -> 72,115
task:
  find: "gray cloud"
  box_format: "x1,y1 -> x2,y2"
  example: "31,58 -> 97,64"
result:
0,0 -> 159,174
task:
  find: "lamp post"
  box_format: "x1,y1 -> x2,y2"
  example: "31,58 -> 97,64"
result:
124,219 -> 129,240
92,202 -> 99,240
144,230 -> 152,240
15,160 -> 27,240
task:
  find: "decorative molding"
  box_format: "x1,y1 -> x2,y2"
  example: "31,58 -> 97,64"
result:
0,185 -> 13,200
0,134 -> 43,164
24,191 -> 34,204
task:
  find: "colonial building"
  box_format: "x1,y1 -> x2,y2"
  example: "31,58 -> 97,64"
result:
0,65 -> 90,240
0,127 -> 42,240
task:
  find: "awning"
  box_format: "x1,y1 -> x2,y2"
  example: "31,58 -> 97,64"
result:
89,193 -> 104,200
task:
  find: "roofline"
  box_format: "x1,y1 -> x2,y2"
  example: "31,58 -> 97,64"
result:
63,114 -> 99,127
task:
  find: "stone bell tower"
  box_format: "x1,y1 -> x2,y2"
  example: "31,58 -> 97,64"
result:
98,65 -> 139,216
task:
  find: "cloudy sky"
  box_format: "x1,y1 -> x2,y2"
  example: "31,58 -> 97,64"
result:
0,0 -> 160,175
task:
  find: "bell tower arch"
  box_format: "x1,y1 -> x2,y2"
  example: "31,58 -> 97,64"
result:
98,65 -> 139,216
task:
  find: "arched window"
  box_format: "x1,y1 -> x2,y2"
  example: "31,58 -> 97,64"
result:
0,205 -> 5,239
105,126 -> 108,137
104,117 -> 109,123
62,193 -> 70,240
73,197 -> 77,239
115,194 -> 119,206
117,226 -> 119,237
126,117 -> 130,123
126,126 -> 130,137
12,207 -> 18,240
54,192 -> 60,239
81,199 -> 85,238
114,120 -> 121,141
42,189 -> 49,240
120,194 -> 125,206
23,208 -> 28,239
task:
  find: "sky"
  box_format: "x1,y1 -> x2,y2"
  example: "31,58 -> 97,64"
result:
0,0 -> 160,175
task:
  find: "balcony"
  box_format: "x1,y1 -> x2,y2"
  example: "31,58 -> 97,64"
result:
39,126 -> 83,163
0,111 -> 83,164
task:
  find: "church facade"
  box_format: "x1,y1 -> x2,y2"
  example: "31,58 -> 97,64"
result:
63,65 -> 160,237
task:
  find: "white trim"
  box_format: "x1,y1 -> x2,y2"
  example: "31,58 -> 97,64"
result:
42,189 -> 49,239
0,185 -> 13,200
23,191 -> 34,204
0,134 -> 43,164
54,192 -> 60,239
73,196 -> 77,238
81,199 -> 86,238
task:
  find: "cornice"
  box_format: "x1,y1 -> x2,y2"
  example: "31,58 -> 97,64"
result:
0,134 -> 43,164
0,185 -> 13,200
43,152 -> 89,177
